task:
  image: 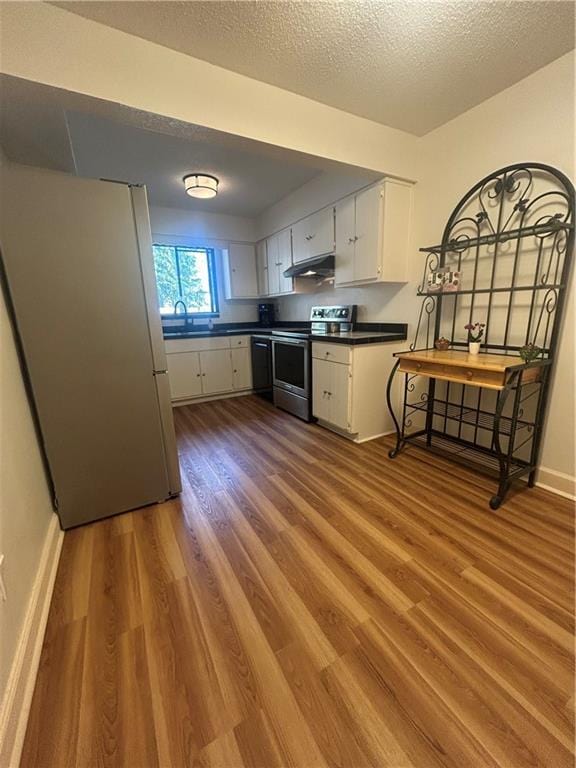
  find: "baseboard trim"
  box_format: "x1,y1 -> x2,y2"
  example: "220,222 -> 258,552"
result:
0,513 -> 63,767
172,390 -> 253,407
534,466 -> 575,500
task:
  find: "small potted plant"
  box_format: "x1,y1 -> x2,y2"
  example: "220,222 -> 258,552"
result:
519,342 -> 542,363
434,336 -> 450,351
465,321 -> 485,354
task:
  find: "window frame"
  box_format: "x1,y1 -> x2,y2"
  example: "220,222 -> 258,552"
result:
152,243 -> 220,318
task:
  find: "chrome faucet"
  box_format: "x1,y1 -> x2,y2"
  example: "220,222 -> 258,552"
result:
174,300 -> 187,315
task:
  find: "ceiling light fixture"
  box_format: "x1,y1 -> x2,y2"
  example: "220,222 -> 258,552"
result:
183,173 -> 219,199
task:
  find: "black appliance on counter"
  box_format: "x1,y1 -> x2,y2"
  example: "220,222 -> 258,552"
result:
258,303 -> 275,327
251,335 -> 273,401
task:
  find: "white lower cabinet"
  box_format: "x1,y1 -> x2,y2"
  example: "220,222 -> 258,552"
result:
312,341 -> 404,442
166,352 -> 203,400
200,349 -> 234,394
312,358 -> 351,431
165,336 -> 252,402
231,347 -> 252,390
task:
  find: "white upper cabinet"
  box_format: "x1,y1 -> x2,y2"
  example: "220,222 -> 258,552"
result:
267,228 -> 293,295
292,206 -> 335,263
266,231 -> 280,294
223,243 -> 258,299
335,179 -> 413,286
256,240 -> 269,296
334,195 -> 355,284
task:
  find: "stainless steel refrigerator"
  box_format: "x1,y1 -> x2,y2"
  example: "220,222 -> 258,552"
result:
0,165 -> 181,529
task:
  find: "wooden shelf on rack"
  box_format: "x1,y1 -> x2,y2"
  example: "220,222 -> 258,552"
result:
395,349 -> 542,390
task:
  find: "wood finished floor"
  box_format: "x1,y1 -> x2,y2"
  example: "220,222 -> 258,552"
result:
22,395 -> 575,768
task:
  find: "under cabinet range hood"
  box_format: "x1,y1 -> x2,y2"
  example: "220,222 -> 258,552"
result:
283,253 -> 335,278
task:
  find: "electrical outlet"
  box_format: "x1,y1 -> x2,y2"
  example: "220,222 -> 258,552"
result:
0,554 -> 6,601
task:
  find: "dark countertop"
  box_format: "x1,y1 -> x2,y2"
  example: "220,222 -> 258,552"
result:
309,331 -> 407,345
163,322 -> 407,346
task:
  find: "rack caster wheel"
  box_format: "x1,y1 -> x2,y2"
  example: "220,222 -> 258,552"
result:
388,449 -> 398,459
489,495 -> 502,510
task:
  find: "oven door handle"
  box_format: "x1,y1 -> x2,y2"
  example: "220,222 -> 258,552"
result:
273,339 -> 308,347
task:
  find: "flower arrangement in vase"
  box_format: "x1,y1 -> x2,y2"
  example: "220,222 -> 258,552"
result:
465,321 -> 485,354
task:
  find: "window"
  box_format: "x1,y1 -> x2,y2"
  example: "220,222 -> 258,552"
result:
152,244 -> 219,316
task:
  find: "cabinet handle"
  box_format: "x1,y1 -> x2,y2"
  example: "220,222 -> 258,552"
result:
354,236 -> 359,242
466,370 -> 474,380
196,373 -> 200,377
416,362 -> 422,370
348,237 -> 355,244
233,369 -> 238,373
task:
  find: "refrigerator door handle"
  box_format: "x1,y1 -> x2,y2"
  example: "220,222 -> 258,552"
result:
153,369 -> 168,375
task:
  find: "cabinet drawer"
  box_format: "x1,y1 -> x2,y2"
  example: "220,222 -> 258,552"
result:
312,342 -> 351,366
165,336 -> 231,353
399,358 -> 505,389
230,335 -> 250,348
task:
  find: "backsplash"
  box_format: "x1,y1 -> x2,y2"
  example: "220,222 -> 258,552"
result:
274,280 -> 415,323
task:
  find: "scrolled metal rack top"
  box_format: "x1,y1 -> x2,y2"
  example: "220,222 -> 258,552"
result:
419,218 -> 573,254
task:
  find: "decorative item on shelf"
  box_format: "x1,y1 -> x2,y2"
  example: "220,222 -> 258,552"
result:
434,337 -> 451,351
519,342 -> 542,363
442,271 -> 461,293
465,321 -> 485,354
427,271 -> 444,293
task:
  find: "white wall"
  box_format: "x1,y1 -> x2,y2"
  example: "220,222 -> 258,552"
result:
149,205 -> 260,324
273,52 -> 575,489
416,50 -> 575,490
0,161 -> 57,726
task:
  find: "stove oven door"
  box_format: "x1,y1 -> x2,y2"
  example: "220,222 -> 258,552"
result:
272,338 -> 309,399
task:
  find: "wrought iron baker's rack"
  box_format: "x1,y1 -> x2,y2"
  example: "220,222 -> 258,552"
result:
386,163 -> 574,508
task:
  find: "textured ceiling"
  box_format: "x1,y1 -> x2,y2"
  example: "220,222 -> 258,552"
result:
0,76 -> 378,216
52,0 -> 575,136
66,111 -> 323,216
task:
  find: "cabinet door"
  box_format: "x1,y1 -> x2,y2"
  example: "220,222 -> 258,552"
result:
354,185 -> 383,283
166,352 -> 202,400
277,228 -> 294,294
226,243 -> 258,298
199,349 -> 234,394
307,207 -> 335,258
232,347 -> 252,391
312,358 -> 332,421
256,240 -> 269,296
329,362 -> 352,431
291,217 -> 310,264
266,233 -> 280,295
334,195 -> 355,285
380,180 -> 412,282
